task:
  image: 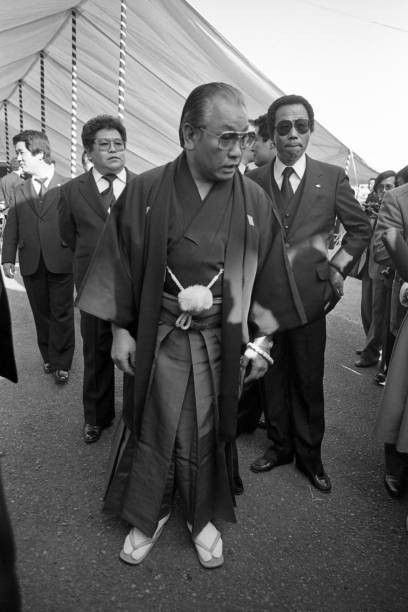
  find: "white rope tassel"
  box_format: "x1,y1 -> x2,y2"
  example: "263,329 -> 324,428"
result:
166,267 -> 224,330
70,9 -> 78,178
118,0 -> 127,120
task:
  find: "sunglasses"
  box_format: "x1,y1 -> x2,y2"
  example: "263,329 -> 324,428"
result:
275,119 -> 310,136
198,127 -> 256,150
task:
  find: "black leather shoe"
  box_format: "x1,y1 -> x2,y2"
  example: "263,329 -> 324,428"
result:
257,416 -> 267,430
84,424 -> 102,444
250,451 -> 293,473
43,362 -> 54,374
54,369 -> 69,384
233,475 -> 244,495
354,357 -> 378,368
384,475 -> 404,498
296,460 -> 332,492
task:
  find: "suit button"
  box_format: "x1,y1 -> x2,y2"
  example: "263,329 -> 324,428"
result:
284,224 -> 289,230
285,212 -> 290,217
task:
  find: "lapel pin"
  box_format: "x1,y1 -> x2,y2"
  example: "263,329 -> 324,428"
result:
146,206 -> 151,214
315,184 -> 321,188
247,214 -> 254,226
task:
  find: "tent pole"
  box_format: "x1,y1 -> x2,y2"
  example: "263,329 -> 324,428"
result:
3,100 -> 10,169
40,51 -> 46,132
118,0 -> 127,120
70,9 -> 78,178
18,80 -> 24,131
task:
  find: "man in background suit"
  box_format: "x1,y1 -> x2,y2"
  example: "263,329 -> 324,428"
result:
248,95 -> 371,491
251,113 -> 276,168
373,179 -> 408,496
0,157 -> 25,212
1,130 -> 74,384
0,271 -> 20,612
59,115 -> 136,444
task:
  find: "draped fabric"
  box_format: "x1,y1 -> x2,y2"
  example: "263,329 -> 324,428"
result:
77,153 -> 306,441
0,1 -> 377,181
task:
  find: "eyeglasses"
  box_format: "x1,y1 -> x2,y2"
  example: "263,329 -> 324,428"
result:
93,139 -> 125,151
197,127 -> 256,150
275,119 -> 310,136
377,183 -> 395,193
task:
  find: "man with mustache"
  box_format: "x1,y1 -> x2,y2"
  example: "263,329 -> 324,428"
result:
248,94 -> 371,492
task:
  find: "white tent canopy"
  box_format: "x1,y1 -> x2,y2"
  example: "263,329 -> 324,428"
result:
0,0 -> 376,182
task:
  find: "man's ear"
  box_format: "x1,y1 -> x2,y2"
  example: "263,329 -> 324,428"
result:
182,123 -> 197,151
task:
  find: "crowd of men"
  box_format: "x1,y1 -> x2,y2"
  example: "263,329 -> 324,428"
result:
2,80 -> 385,582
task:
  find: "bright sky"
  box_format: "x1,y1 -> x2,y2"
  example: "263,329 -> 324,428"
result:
189,0 -> 408,174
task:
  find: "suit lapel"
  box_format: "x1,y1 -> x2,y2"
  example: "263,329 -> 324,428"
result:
78,171 -> 107,220
20,180 -> 40,218
40,172 -> 65,217
289,156 -> 324,231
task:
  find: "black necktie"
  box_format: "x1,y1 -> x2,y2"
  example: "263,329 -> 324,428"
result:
34,178 -> 48,212
100,174 -> 117,211
281,166 -> 294,204
35,177 -> 48,198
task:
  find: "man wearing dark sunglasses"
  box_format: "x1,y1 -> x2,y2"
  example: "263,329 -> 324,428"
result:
248,94 -> 371,492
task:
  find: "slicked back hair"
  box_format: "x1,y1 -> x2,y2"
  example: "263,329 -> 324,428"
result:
179,82 -> 246,147
373,170 -> 396,193
396,165 -> 408,186
267,94 -> 315,138
253,114 -> 270,142
82,115 -> 127,151
12,130 -> 52,164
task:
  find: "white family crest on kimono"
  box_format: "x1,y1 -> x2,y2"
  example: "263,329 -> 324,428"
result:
166,265 -> 224,330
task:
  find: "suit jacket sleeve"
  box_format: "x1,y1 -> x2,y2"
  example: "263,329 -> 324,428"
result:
330,170 -> 372,276
1,197 -> 18,265
372,189 -> 401,265
58,186 -> 77,251
382,228 -> 408,282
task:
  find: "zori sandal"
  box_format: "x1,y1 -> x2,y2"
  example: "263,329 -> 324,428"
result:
188,522 -> 224,569
120,513 -> 170,565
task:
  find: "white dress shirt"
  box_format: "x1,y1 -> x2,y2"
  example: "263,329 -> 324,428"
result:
92,167 -> 127,200
274,154 -> 306,194
31,165 -> 55,195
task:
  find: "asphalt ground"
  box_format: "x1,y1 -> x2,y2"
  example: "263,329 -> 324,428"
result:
1,270 -> 408,612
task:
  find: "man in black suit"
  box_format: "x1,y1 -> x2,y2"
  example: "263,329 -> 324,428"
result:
248,95 -> 371,491
1,131 -> 74,384
0,271 -> 20,611
59,115 -> 136,444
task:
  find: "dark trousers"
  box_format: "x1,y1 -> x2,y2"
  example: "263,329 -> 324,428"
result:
360,275 -> 387,363
384,443 -> 408,482
263,317 -> 326,471
80,310 -> 115,426
22,256 -> 75,370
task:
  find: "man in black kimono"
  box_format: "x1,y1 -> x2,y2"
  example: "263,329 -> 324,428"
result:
77,83 -> 306,568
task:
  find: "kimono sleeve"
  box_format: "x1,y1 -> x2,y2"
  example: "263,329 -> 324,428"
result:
75,194 -> 136,329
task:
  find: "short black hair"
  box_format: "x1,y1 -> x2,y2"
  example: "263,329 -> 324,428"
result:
396,165 -> 408,186
82,115 -> 126,151
253,114 -> 269,141
373,170 -> 396,193
178,82 -> 246,147
267,94 -> 315,138
12,130 -> 52,164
